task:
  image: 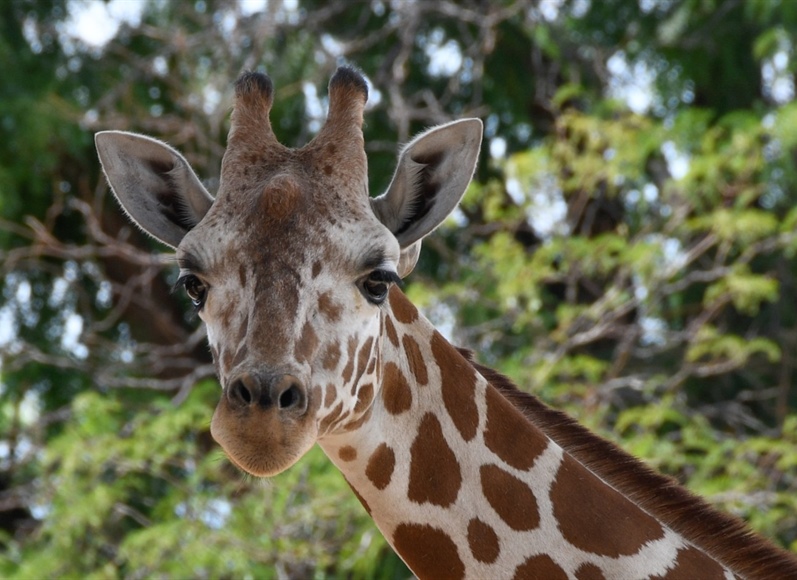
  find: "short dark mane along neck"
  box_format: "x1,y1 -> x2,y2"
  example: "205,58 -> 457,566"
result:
458,349 -> 797,580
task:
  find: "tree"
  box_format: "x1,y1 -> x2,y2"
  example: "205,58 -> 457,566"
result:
1,0 -> 795,576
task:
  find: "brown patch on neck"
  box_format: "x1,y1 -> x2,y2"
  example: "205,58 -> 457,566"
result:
484,384 -> 546,471
552,454 -> 665,556
457,348 -> 797,579
512,554 -> 568,580
402,334 -> 428,385
392,523 -> 464,580
480,464 -> 539,531
388,286 -> 418,324
575,563 -> 606,580
338,445 -> 357,462
467,518 -> 500,564
650,545 -> 727,580
365,442 -> 396,490
381,362 -> 412,415
431,332 -> 478,442
408,413 -> 462,507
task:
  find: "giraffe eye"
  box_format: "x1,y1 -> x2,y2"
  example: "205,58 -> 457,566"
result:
360,270 -> 400,305
178,274 -> 207,309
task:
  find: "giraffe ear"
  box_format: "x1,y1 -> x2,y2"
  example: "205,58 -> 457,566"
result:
371,118 -> 483,258
396,241 -> 421,278
95,131 -> 214,249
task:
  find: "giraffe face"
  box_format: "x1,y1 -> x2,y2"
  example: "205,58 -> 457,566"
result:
95,67 -> 482,478
176,168 -> 402,476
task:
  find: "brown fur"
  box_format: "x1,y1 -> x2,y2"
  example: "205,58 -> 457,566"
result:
457,348 -> 797,580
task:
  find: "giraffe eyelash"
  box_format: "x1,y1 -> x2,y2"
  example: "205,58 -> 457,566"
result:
370,269 -> 402,286
359,269 -> 401,305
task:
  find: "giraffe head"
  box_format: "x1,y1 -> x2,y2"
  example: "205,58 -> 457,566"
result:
95,67 -> 482,477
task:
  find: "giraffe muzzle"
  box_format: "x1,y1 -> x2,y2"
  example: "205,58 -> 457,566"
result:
210,370 -> 316,477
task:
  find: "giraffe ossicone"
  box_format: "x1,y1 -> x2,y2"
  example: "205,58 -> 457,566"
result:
96,67 -> 797,580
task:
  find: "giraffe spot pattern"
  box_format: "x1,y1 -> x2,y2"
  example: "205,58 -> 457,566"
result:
340,336 -> 358,383
322,342 -> 341,371
574,563 -> 606,580
484,385 -> 547,471
365,442 -> 395,490
466,518 -> 500,564
354,336 -> 374,385
384,315 -> 399,348
343,405 -> 372,432
317,291 -> 342,321
324,383 -> 336,407
338,445 -> 357,462
231,343 -> 248,369
408,413 -> 462,507
381,361 -> 412,415
431,331 -> 478,442
512,554 -> 568,580
650,546 -> 727,580
480,464 -> 540,531
392,523 -> 464,580
551,454 -> 665,557
311,260 -> 322,279
294,320 -> 319,364
388,288 -> 419,324
354,382 -> 374,414
402,334 -> 428,385
319,401 -> 343,434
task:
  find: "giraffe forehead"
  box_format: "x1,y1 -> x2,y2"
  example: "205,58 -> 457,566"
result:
181,184 -> 394,281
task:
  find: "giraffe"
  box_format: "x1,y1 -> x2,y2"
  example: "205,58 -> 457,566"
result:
95,67 -> 797,579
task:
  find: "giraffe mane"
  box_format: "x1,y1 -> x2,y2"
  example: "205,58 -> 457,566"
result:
456,348 -> 797,580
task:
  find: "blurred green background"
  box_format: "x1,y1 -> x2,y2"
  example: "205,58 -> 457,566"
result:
1,0 -> 796,577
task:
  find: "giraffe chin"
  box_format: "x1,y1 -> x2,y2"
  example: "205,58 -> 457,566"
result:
210,397 -> 318,477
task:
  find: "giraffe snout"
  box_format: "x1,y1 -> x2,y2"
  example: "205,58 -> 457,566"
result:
212,370 -> 316,477
226,372 -> 308,416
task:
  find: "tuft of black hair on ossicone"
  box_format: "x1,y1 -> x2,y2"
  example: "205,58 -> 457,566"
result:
235,71 -> 274,100
329,65 -> 368,100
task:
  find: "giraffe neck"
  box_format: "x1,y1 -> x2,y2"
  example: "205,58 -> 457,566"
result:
317,289 -> 763,579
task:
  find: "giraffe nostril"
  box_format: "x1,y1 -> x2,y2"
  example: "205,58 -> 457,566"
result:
227,373 -> 306,414
237,382 -> 252,405
279,385 -> 301,409
228,374 -> 257,408
274,376 -> 307,415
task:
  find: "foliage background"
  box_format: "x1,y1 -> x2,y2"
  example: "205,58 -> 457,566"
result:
1,0 -> 796,577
